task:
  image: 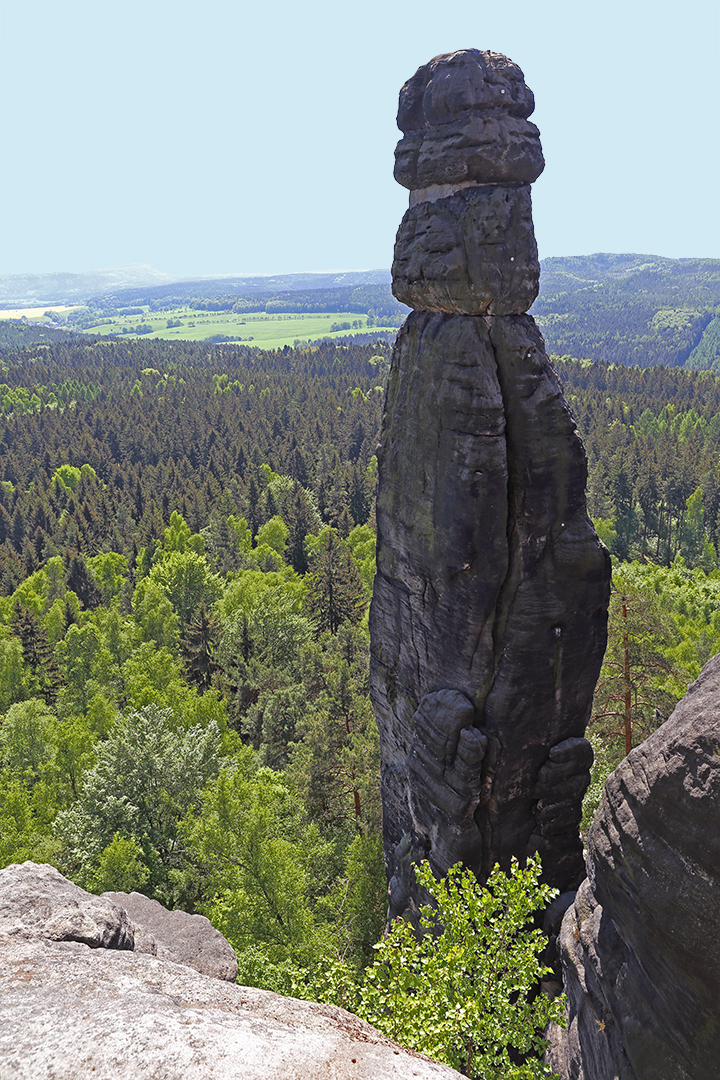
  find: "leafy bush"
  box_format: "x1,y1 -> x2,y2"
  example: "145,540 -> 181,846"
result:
357,856 -> 563,1078
293,854 -> 563,1079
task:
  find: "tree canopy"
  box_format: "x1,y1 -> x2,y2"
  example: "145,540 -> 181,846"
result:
0,326 -> 717,1076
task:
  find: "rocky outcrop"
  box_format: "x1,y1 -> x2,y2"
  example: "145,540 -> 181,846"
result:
546,653 -> 720,1080
393,185 -> 539,314
103,888 -> 238,982
0,862 -> 462,1080
393,50 -> 544,191
0,861 -> 237,982
0,861 -> 135,951
392,49 -> 543,317
370,49 -> 611,914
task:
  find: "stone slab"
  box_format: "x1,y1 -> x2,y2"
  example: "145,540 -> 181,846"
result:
0,935 -> 462,1080
103,889 -> 238,982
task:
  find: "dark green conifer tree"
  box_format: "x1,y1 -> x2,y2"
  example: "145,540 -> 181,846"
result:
348,461 -> 371,526
305,529 -> 366,635
286,483 -> 316,574
336,507 -> 354,539
11,603 -> 64,705
205,511 -> 242,575
246,475 -> 261,539
182,603 -> 221,693
66,553 -> 102,609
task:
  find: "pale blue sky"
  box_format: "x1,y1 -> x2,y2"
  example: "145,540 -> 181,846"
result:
1,0 -> 718,276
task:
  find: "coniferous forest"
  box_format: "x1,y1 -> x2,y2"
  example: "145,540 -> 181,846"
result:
1,326 -> 719,1001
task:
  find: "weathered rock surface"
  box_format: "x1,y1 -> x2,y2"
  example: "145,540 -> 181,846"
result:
0,862 -> 237,982
395,114 -> 544,191
407,690 -> 488,879
103,889 -> 238,982
372,49 -> 611,910
0,862 -> 462,1080
392,184 -> 539,314
371,311 -> 609,901
0,861 -> 134,950
397,49 -> 537,129
394,49 -> 543,190
547,653 -> 720,1080
0,937 -> 462,1080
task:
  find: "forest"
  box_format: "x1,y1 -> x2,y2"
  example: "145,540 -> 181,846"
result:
0,323 -> 719,1070
534,254 -> 720,371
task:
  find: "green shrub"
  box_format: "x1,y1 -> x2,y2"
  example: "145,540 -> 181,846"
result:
359,856 -> 563,1079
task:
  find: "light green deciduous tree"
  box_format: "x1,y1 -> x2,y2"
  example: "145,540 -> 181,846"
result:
357,857 -> 563,1080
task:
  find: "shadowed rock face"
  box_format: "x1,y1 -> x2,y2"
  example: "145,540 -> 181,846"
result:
547,653 -> 720,1080
393,185 -> 539,314
370,49 -> 611,916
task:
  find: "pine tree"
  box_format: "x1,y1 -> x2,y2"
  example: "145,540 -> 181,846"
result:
336,507 -> 354,539
205,511 -> 242,574
182,603 -> 221,693
589,574 -> 675,756
286,483 -> 316,574
348,461 -> 371,526
246,474 -> 261,539
66,553 -> 102,609
305,529 -> 366,635
11,604 -> 64,705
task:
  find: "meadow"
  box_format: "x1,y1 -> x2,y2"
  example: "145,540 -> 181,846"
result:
29,306 -> 398,350
0,305 -> 79,320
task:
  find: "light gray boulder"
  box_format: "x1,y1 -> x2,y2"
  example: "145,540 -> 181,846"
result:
0,862 -> 237,982
103,889 -> 238,982
0,860 -> 134,950
0,861 -> 461,1080
0,937 -> 461,1080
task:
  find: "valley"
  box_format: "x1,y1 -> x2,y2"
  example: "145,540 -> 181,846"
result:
0,295 -> 718,1076
3,253 -> 717,366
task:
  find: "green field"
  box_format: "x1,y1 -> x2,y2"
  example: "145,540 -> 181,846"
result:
35,306 -> 400,350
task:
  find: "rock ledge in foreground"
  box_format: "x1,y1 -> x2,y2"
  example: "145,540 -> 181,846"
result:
0,861 -> 461,1080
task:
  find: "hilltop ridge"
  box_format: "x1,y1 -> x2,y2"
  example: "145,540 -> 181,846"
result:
533,253 -> 720,370
0,267 -> 391,308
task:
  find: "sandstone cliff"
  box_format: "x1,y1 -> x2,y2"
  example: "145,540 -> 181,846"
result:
546,653 -> 720,1080
370,49 -> 611,916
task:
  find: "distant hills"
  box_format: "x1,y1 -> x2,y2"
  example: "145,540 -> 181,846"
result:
532,254 -> 720,372
0,266 -> 391,308
1,255 -> 718,371
0,264 -> 178,306
82,270 -> 397,317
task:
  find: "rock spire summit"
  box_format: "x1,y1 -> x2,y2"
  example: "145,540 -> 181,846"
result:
392,48 -> 544,316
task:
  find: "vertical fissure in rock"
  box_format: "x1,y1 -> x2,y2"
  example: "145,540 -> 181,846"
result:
487,348 -> 522,690
370,49 -> 611,920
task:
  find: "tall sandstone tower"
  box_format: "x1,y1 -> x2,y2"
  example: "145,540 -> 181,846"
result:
369,50 -> 611,920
